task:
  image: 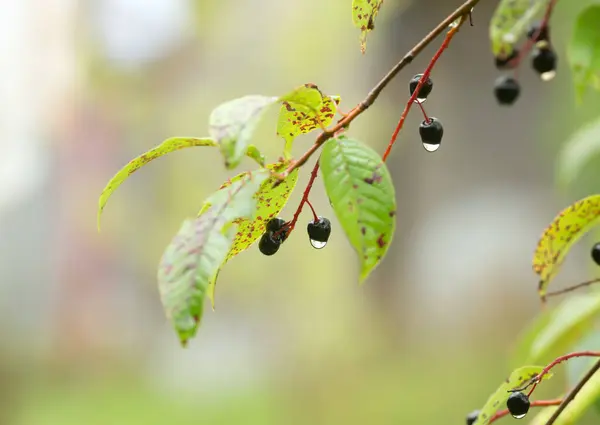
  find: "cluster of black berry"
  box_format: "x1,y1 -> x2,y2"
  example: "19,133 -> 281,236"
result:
494,22 -> 557,106
258,216 -> 332,255
465,391 -> 530,424
409,74 -> 444,152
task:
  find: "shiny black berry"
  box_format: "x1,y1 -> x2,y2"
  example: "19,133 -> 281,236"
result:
258,231 -> 281,256
307,217 -> 331,249
532,45 -> 557,80
507,392 -> 530,418
419,117 -> 443,152
592,243 -> 600,266
527,23 -> 550,43
409,73 -> 433,101
466,410 -> 480,425
266,217 -> 286,232
495,48 -> 519,70
494,76 -> 520,105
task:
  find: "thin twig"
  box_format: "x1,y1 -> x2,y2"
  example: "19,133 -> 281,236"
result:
488,399 -> 562,424
545,278 -> 600,298
382,15 -> 465,161
544,359 -> 600,425
274,0 -> 481,181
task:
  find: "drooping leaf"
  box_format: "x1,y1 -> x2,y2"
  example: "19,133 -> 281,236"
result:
568,5 -> 600,101
527,361 -> 600,425
351,0 -> 384,54
246,144 -> 266,167
277,94 -> 340,157
209,96 -> 278,170
472,366 -> 551,425
97,137 -> 216,231
320,136 -> 396,282
157,169 -> 270,345
557,117 -> 600,190
200,161 -> 299,308
533,195 -> 600,299
513,293 -> 600,366
489,0 -> 549,57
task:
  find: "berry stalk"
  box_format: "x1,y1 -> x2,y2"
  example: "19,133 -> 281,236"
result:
382,15 -> 466,162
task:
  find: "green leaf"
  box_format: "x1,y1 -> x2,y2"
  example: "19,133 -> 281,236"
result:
351,0 -> 384,54
157,169 -> 270,345
246,144 -> 266,167
557,117 -> 600,189
209,96 -> 278,170
277,94 -> 340,157
568,5 -> 600,101
202,161 -> 299,308
533,195 -> 600,299
97,137 -> 216,231
489,0 -> 547,57
320,136 -> 396,282
528,362 -> 600,425
473,366 -> 551,425
513,292 -> 600,366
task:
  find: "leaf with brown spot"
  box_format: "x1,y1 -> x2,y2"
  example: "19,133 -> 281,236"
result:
533,194 -> 600,300
197,161 -> 299,308
158,169 -> 270,346
276,92 -> 341,156
320,136 -> 395,283
351,0 -> 384,53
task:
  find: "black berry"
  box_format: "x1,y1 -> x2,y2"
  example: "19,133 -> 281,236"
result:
266,217 -> 286,232
258,231 -> 281,256
592,243 -> 600,266
531,45 -> 557,78
409,73 -> 433,100
506,392 -> 530,418
419,117 -> 443,150
494,76 -> 520,105
307,217 -> 331,249
495,48 -> 519,70
527,23 -> 550,43
466,410 -> 480,425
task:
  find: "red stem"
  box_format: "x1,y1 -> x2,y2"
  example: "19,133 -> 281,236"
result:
416,100 -> 430,123
382,19 -> 463,162
510,0 -> 558,78
305,199 -> 319,222
284,160 -> 321,235
488,399 -> 562,424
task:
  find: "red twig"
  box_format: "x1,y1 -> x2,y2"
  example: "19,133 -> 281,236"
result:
281,160 -> 321,236
382,17 -> 464,162
488,399 -> 562,424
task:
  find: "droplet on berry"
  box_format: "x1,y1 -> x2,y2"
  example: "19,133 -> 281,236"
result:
495,48 -> 519,70
409,73 -> 433,103
258,231 -> 281,256
419,117 -> 443,152
307,217 -> 331,249
532,44 -> 557,81
507,392 -> 530,419
592,243 -> 600,266
527,22 -> 550,43
494,75 -> 520,105
466,410 -> 480,425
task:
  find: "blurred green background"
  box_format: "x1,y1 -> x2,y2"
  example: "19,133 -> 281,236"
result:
2,0 -> 600,424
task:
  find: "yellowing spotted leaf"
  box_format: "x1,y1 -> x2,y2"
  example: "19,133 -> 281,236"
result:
533,195 -> 600,300
352,0 -> 384,54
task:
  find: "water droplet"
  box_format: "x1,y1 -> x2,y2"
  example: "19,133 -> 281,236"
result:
511,413 -> 527,419
540,70 -> 556,81
503,33 -> 517,44
414,97 -> 427,104
310,239 -> 327,249
422,142 -> 440,152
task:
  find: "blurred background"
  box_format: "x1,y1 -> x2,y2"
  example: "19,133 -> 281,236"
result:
2,0 -> 600,424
